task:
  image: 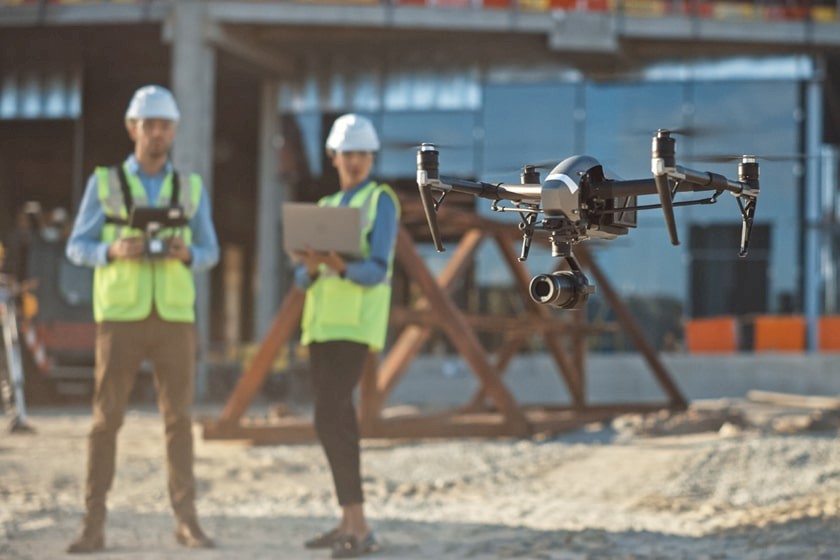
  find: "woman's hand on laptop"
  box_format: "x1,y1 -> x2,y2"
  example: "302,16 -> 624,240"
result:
294,249 -> 347,279
320,251 -> 347,276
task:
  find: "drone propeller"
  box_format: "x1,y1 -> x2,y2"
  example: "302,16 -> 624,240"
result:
664,125 -> 724,138
684,153 -> 810,164
381,139 -> 468,151
627,124 -> 726,140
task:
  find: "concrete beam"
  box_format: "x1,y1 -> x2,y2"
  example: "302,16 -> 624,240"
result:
548,11 -> 619,53
207,1 -> 552,33
619,14 -> 840,47
386,5 -> 554,32
205,2 -> 840,50
0,1 -> 166,26
208,1 -> 390,27
2,1 -> 838,53
205,22 -> 295,77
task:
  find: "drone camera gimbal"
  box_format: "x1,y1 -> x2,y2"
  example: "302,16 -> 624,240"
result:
416,129 -> 761,309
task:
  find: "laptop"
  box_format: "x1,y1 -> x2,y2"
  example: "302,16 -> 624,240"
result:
282,202 -> 364,259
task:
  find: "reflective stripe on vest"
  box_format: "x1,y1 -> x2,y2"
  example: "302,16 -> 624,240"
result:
92,163 -> 202,323
301,181 -> 400,351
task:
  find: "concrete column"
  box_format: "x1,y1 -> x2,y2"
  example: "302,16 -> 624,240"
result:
169,0 -> 216,399
254,79 -> 287,339
804,73 -> 823,352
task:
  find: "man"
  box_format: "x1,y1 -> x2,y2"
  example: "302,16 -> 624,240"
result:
65,85 -> 219,553
295,114 -> 399,558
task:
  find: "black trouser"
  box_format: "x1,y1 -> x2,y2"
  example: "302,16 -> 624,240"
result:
309,340 -> 368,506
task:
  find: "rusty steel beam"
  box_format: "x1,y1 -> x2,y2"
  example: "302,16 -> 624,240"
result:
218,287 -> 305,425
575,245 -> 687,410
203,213 -> 686,444
395,227 -> 531,436
206,404 -> 676,444
370,228 -> 485,414
463,330 -> 529,412
493,232 -> 586,404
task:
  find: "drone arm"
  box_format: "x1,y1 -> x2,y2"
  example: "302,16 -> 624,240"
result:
588,172 -> 756,198
669,164 -> 761,257
416,143 -> 541,252
673,165 -> 750,196
440,175 -> 542,202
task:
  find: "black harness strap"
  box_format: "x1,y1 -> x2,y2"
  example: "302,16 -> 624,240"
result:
171,171 -> 181,209
104,165 -> 182,225
116,164 -> 135,215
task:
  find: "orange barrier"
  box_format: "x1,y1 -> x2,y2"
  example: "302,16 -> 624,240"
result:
818,316 -> 840,352
753,315 -> 806,352
683,316 -> 739,354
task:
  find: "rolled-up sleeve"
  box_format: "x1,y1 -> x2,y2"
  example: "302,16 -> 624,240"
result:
343,193 -> 397,286
66,173 -> 111,268
188,180 -> 220,272
293,263 -> 314,289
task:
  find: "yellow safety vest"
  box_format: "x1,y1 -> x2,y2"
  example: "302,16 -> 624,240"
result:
92,163 -> 202,323
301,181 -> 400,350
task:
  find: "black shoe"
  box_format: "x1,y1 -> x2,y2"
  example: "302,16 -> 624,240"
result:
175,519 -> 214,549
331,532 -> 379,558
66,530 -> 104,554
304,527 -> 342,549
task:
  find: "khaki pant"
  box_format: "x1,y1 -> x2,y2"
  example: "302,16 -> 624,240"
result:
83,311 -> 197,529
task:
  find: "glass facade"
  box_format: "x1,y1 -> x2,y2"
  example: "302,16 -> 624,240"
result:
281,55 -> 833,348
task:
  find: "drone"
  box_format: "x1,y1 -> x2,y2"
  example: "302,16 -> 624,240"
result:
415,129 -> 760,309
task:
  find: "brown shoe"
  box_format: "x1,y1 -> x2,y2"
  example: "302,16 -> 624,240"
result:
66,530 -> 104,554
175,519 -> 214,549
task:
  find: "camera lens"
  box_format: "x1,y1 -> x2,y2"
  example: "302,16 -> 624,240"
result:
529,271 -> 591,309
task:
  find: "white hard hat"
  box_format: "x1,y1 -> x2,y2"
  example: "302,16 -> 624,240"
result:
125,85 -> 180,121
325,114 -> 380,153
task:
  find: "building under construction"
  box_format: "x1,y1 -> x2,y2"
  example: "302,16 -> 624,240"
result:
1,1 -> 840,408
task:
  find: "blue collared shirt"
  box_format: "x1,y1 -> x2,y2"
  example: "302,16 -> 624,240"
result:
66,155 -> 219,272
294,178 -> 398,288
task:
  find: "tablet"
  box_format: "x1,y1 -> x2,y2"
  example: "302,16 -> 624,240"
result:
282,202 -> 364,259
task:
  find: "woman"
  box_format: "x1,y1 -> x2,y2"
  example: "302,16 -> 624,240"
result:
293,114 -> 400,559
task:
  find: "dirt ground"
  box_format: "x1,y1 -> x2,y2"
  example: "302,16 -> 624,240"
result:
2,400 -> 840,560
